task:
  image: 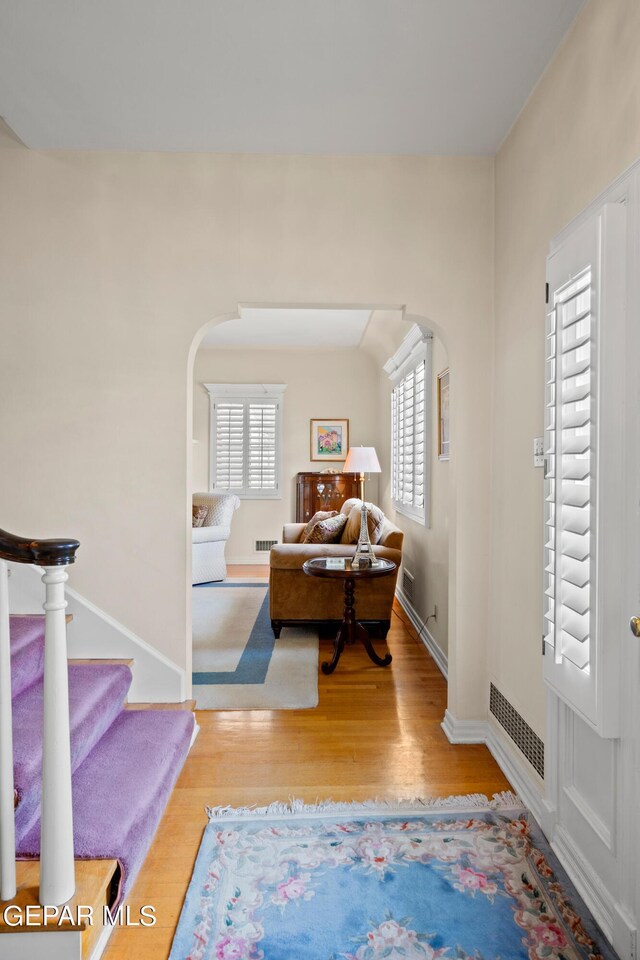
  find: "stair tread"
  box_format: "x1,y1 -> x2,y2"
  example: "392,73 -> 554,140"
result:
17,709 -> 194,903
126,699 -> 196,711
13,664 -> 133,844
69,658 -> 134,666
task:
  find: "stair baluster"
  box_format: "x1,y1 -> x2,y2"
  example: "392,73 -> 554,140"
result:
0,559 -> 17,900
39,565 -> 75,906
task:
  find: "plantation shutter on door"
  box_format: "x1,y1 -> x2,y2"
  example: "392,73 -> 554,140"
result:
544,266 -> 593,673
543,204 -> 625,736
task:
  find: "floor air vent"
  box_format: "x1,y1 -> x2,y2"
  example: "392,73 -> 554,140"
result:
401,569 -> 415,603
489,683 -> 544,779
255,539 -> 277,552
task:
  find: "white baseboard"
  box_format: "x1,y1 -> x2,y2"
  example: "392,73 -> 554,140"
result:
440,709 -> 488,743
227,556 -> 270,566
440,711 -> 548,826
485,717 -> 548,828
551,824 -> 637,960
7,563 -> 185,703
552,825 -> 617,947
88,921 -> 115,960
395,588 -> 448,679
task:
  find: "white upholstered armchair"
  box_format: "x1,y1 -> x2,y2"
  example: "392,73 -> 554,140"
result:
192,492 -> 240,584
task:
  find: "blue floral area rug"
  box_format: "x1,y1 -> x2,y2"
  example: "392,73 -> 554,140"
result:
169,795 -> 618,960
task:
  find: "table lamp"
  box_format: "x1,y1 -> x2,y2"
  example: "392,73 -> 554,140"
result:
344,446 -> 381,501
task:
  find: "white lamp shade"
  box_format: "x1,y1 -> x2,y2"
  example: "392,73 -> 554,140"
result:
344,446 -> 381,474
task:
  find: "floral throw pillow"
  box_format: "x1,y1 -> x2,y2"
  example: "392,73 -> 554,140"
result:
300,510 -> 338,542
303,512 -> 348,544
192,505 -> 208,528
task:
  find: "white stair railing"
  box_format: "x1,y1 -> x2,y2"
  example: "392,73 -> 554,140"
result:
0,529 -> 80,908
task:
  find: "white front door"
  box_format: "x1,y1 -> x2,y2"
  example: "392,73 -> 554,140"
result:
544,165 -> 640,960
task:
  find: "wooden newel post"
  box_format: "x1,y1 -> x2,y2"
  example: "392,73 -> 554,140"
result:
0,559 -> 17,901
39,565 -> 75,907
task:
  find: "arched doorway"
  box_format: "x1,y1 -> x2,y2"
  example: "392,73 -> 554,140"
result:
185,304 -> 454,713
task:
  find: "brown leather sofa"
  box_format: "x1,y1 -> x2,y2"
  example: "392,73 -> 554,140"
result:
269,507 -> 403,639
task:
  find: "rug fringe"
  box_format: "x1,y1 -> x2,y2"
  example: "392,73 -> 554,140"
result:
206,791 -> 523,822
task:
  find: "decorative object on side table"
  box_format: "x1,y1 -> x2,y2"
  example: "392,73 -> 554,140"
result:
352,502 -> 375,568
302,557 -> 396,674
310,419 -> 349,461
343,446 -> 381,500
437,368 -> 450,460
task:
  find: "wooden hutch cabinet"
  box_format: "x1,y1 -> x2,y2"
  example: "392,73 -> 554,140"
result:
295,472 -> 360,522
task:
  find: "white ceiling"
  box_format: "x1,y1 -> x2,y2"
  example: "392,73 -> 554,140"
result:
0,0 -> 584,154
201,307 -> 372,349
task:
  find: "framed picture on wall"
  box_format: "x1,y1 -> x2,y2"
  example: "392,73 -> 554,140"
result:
437,369 -> 450,460
310,419 -> 349,461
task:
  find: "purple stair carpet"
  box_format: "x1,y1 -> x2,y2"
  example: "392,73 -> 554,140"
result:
10,615 -> 194,904
13,663 -> 133,844
10,615 -> 46,699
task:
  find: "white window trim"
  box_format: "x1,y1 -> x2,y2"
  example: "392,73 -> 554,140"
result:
384,326 -> 432,527
204,383 -> 287,500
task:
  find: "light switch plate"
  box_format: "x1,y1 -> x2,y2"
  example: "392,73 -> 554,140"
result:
533,437 -> 544,468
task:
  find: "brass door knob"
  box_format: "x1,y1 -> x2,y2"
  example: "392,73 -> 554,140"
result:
630,617 -> 640,638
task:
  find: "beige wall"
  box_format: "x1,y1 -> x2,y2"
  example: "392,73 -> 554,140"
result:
192,346 -> 381,561
491,0 -> 640,736
0,149 -> 493,715
363,320 -> 450,659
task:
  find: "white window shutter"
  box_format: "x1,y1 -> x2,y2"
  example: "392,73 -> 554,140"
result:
213,401 -> 245,490
391,355 -> 428,520
247,401 -> 278,491
544,203 -> 626,737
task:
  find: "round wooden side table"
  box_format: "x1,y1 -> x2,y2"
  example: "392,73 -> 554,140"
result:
302,557 -> 396,675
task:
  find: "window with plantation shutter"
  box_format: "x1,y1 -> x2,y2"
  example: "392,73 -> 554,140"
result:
385,327 -> 432,525
213,400 -> 245,491
543,203 -> 625,737
205,384 -> 286,499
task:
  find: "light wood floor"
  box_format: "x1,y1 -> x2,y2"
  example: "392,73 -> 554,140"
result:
104,566 -> 510,959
